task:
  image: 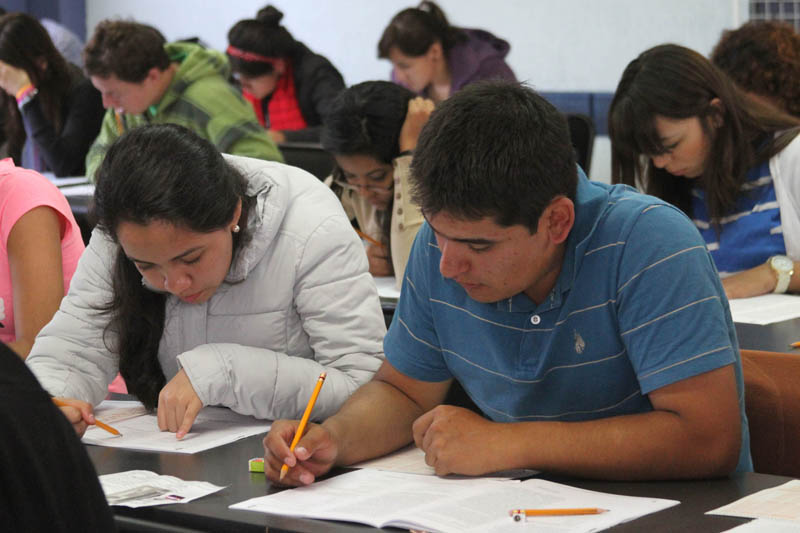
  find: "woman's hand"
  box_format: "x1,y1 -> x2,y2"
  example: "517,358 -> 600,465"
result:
398,97 -> 435,153
268,129 -> 287,144
53,397 -> 96,437
0,59 -> 32,96
157,368 -> 204,439
366,243 -> 393,276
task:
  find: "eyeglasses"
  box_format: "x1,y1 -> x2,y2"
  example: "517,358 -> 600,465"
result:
333,180 -> 393,193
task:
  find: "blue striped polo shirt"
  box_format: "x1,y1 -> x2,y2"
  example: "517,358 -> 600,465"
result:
385,172 -> 752,472
691,159 -> 785,276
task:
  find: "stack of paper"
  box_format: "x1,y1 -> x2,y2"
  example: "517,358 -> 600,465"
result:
231,468 -> 678,533
100,470 -> 224,508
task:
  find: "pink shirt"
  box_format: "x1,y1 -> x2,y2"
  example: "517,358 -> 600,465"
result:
0,159 -> 85,344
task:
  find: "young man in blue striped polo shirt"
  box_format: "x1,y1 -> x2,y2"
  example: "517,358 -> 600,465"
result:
265,81 -> 751,483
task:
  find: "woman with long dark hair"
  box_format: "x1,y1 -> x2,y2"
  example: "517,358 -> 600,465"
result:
27,124 -> 384,437
227,5 -> 345,143
609,44 -> 800,299
0,13 -> 103,176
322,81 -> 432,283
378,1 -> 515,103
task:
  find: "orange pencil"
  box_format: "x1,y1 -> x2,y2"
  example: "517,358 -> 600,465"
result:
510,508 -> 607,520
355,228 -> 385,249
279,372 -> 327,481
790,341 -> 800,349
52,398 -> 122,436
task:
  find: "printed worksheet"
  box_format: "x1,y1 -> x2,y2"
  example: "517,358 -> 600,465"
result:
83,400 -> 270,454
708,480 -> 800,522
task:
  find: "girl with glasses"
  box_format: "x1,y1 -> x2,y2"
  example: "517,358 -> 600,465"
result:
322,81 -> 433,283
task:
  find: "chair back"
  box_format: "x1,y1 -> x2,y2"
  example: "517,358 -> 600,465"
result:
565,113 -> 595,174
278,142 -> 335,180
741,348 -> 800,477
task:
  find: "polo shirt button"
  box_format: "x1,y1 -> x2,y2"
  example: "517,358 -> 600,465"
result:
397,208 -> 403,215
396,192 -> 401,199
398,223 -> 404,230
530,315 -> 541,325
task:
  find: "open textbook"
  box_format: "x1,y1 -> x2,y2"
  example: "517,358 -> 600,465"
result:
83,400 -> 270,454
231,469 -> 678,533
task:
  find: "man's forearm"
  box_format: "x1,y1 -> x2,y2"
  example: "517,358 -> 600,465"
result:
322,380 -> 424,466
497,409 -> 740,480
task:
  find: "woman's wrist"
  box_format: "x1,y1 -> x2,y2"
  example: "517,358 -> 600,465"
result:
15,83 -> 37,109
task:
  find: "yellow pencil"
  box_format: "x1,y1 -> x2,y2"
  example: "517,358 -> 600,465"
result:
510,508 -> 607,519
279,372 -> 327,481
52,398 -> 122,436
790,341 -> 800,349
355,228 -> 385,249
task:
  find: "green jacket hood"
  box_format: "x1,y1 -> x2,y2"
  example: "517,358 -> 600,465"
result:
157,42 -> 231,112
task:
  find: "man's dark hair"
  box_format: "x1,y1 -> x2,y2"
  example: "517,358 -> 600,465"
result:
84,20 -> 169,82
411,81 -> 577,233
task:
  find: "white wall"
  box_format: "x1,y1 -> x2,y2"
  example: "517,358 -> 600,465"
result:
84,0 -> 751,180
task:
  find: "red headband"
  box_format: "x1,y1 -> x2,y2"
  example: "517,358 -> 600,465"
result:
226,45 -> 279,64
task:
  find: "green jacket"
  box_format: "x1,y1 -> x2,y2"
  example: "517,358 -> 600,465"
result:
85,42 -> 283,181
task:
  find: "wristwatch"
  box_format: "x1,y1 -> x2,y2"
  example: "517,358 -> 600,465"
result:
768,255 -> 794,293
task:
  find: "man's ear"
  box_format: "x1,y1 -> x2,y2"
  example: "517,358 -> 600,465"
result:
544,196 -> 575,245
145,66 -> 162,84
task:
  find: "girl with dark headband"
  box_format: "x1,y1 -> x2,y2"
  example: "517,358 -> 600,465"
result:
227,5 -> 345,143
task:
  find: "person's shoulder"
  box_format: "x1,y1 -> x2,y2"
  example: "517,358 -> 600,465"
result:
595,182 -> 700,244
0,163 -> 58,196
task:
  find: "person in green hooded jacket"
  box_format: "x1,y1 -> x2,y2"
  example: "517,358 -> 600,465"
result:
83,20 -> 282,181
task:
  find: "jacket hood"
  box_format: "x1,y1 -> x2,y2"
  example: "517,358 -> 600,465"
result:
157,42 -> 231,112
448,28 -> 511,89
224,154 -> 287,283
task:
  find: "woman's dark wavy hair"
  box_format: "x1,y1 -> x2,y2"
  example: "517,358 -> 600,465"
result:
227,5 -> 296,77
711,21 -> 800,118
92,124 -> 253,409
0,13 -> 74,165
378,1 -> 467,58
609,43 -> 800,224
321,81 -> 414,257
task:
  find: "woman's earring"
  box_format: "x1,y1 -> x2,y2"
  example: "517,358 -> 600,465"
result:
232,224 -> 240,233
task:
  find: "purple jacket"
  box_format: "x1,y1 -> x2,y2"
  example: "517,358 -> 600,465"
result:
392,27 -> 517,95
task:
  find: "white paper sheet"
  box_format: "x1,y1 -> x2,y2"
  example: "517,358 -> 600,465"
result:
728,294 -> 800,325
373,275 -> 400,303
708,480 -> 800,522
722,518 -> 800,532
100,470 -> 224,508
83,400 -> 270,454
231,469 -> 678,533
57,183 -> 95,197
42,172 -> 90,187
352,444 -> 537,479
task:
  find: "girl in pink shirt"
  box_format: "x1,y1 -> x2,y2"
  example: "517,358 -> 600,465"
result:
0,158 -> 84,356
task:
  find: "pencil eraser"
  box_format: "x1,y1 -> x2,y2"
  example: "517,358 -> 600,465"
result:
248,457 -> 265,473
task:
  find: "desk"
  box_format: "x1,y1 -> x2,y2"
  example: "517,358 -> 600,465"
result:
87,434 -> 793,533
735,316 -> 800,353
